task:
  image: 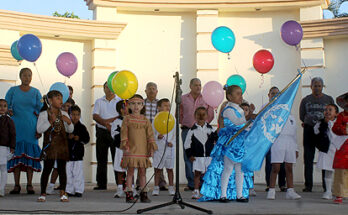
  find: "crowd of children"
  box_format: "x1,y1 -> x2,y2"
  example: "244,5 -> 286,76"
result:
0,76 -> 347,206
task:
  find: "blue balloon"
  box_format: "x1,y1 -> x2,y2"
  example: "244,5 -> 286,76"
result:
49,82 -> 69,104
11,41 -> 23,61
211,26 -> 236,53
17,34 -> 42,62
226,74 -> 246,94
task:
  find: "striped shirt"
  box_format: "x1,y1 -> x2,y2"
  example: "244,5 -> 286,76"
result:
144,98 -> 158,123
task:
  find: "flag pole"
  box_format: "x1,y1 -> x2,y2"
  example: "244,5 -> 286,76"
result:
225,68 -> 306,146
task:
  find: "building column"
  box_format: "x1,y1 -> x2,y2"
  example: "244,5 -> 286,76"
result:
196,10 -> 219,85
89,6 -> 119,183
300,6 -> 325,94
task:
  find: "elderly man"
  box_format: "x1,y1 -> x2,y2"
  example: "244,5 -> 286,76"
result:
180,78 -> 214,191
93,82 -> 121,190
299,77 -> 334,192
143,82 -> 168,191
144,82 -> 159,123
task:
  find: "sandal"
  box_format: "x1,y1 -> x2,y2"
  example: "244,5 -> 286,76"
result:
60,191 -> 69,202
9,185 -> 21,194
37,194 -> 46,202
27,185 -> 35,194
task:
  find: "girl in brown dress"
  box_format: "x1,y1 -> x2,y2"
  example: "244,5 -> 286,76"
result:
120,94 -> 157,203
36,90 -> 74,202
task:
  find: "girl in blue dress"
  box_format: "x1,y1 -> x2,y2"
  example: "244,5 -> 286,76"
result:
5,68 -> 43,194
199,85 -> 253,202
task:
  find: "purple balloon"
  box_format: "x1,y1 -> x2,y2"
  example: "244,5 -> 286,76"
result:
56,52 -> 78,77
281,20 -> 303,46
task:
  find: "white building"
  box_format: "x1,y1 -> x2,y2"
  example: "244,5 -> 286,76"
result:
0,0 -> 347,185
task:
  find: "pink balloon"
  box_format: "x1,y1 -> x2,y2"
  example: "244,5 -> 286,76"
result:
56,52 -> 78,77
202,81 -> 224,108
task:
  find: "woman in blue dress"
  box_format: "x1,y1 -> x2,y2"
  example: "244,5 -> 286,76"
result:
5,68 -> 43,194
199,85 -> 253,202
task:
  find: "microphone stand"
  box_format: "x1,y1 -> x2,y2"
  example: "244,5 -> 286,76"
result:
137,72 -> 212,214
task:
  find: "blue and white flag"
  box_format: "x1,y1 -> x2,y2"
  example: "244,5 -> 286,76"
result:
241,75 -> 302,172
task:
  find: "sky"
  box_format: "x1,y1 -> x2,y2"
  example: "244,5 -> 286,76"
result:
0,0 -> 93,20
0,0 -> 347,20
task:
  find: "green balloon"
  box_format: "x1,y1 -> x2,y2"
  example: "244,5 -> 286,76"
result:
226,74 -> 246,94
107,71 -> 117,93
113,72 -> 128,95
11,41 -> 23,61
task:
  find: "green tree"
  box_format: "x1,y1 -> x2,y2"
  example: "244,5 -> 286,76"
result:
53,11 -> 80,19
327,0 -> 348,18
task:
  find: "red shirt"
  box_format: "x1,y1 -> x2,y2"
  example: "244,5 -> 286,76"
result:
332,111 -> 348,169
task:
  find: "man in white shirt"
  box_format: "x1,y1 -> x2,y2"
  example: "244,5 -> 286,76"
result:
92,82 -> 121,190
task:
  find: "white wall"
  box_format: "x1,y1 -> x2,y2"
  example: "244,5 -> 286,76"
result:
324,37 -> 348,103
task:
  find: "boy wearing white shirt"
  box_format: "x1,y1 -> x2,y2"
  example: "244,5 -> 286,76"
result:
267,114 -> 301,200
152,99 -> 175,196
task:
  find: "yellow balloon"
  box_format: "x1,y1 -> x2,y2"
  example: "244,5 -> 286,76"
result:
111,70 -> 138,99
154,112 -> 175,135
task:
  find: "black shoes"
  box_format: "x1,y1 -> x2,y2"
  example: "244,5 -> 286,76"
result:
302,187 -> 312,192
26,185 -> 35,194
236,197 -> 249,203
219,197 -> 228,203
9,185 -> 21,194
75,192 -> 82,197
93,186 -> 107,190
184,186 -> 194,191
159,186 -> 168,191
280,186 -> 287,192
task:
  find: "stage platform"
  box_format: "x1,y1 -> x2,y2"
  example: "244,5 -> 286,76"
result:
0,184 -> 346,214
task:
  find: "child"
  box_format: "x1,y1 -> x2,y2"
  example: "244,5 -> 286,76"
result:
47,97 -> 75,194
267,114 -> 301,200
36,90 -> 74,202
152,98 -> 175,196
184,107 -> 217,199
120,94 -> 157,203
332,92 -> 348,204
66,105 -> 90,197
111,100 -> 128,198
314,104 -> 339,200
199,85 -> 253,202
240,102 -> 257,197
0,99 -> 16,197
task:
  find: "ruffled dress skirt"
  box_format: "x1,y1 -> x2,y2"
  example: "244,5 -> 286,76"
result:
7,140 -> 42,172
199,121 -> 253,201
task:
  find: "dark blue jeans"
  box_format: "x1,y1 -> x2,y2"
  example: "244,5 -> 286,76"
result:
181,128 -> 194,188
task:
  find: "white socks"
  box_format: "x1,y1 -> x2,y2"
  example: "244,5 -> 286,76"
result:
0,164 -> 7,192
324,170 -> 333,194
220,156 -> 244,198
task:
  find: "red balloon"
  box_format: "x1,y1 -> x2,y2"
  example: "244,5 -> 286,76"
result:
253,50 -> 274,74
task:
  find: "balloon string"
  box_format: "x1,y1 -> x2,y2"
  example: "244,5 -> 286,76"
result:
227,53 -> 230,60
259,74 -> 264,88
295,44 -> 300,51
33,63 -> 46,92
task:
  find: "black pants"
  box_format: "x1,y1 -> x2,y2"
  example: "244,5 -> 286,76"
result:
96,126 -> 117,188
303,124 -> 319,190
265,150 -> 286,188
41,159 -> 66,194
